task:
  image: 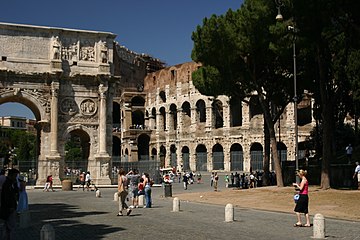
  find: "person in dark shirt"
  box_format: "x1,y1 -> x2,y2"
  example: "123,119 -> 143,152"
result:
1,168 -> 20,240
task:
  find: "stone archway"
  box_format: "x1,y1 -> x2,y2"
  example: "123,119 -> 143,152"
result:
0,23 -> 116,186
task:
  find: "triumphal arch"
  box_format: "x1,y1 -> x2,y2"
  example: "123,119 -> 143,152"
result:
0,22 -> 117,185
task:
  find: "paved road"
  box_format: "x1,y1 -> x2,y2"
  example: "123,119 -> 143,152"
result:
13,179 -> 360,239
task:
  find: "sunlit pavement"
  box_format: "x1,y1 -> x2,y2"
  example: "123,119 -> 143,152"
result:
17,177 -> 360,240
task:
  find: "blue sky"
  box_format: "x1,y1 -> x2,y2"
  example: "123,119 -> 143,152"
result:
0,0 -> 243,119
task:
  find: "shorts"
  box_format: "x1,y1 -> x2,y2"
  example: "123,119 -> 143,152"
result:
132,187 -> 139,197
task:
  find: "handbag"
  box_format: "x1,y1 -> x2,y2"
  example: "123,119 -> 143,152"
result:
293,193 -> 300,203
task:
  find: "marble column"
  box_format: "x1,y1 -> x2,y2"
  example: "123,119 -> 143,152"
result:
50,81 -> 60,156
98,83 -> 108,155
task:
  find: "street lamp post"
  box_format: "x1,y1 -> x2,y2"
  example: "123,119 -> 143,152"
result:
274,1 -> 299,182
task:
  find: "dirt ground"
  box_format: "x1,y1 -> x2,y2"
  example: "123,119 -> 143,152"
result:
174,186 -> 360,222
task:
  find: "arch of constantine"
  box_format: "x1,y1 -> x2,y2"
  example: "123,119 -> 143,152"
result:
0,22 -> 315,185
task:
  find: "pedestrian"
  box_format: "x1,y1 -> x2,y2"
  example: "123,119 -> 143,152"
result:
224,174 -> 229,188
197,172 -> 202,184
353,161 -> 360,190
0,169 -> 6,208
0,168 -> 20,239
210,172 -> 214,187
143,173 -> 152,208
43,175 -> 54,192
138,178 -> 145,196
230,173 -> 234,187
16,175 -> 28,213
292,169 -> 311,227
85,171 -> 91,191
78,172 -> 85,191
183,173 -> 188,190
346,144 -> 353,163
127,169 -> 140,208
117,169 -> 132,216
213,172 -> 219,191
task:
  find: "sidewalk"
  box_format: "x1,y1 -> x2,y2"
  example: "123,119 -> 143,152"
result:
14,182 -> 360,239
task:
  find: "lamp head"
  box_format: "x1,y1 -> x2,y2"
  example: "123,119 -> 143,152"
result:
275,7 -> 283,21
276,13 -> 283,21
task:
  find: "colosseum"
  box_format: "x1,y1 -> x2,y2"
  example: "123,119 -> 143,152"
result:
114,59 -> 315,175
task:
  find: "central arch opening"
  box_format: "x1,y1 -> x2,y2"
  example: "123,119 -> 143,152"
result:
64,129 -> 90,183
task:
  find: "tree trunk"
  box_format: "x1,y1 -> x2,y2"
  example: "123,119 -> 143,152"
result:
263,119 -> 271,186
317,44 -> 332,189
258,94 -> 284,187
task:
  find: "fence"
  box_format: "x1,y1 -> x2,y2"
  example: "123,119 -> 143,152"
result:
251,151 -> 263,171
212,152 -> 224,170
231,151 -> 244,171
196,152 -> 207,171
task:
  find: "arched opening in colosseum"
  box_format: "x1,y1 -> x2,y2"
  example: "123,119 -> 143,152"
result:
64,129 -> 90,179
170,144 -> 177,167
131,110 -> 144,128
131,96 -> 145,107
196,100 -> 206,123
112,136 -> 121,157
212,100 -> 224,129
196,144 -> 207,171
230,97 -> 242,127
170,104 -> 177,131
160,145 -> 166,168
250,142 -> 263,172
181,101 -> 191,129
138,134 -> 150,161
230,143 -> 244,171
298,141 -> 308,160
113,102 -> 121,128
212,143 -> 224,170
159,91 -> 166,103
297,104 -> 312,126
124,148 -> 129,162
151,107 -> 157,129
182,146 -> 190,171
277,142 -> 287,163
249,96 -> 263,120
112,136 -> 121,171
159,107 -> 166,131
151,148 -> 157,161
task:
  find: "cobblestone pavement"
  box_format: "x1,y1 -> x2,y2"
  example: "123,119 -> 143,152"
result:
14,180 -> 360,240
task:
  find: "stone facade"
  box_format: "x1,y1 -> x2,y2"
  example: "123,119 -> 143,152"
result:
0,23 -> 116,185
142,62 -> 315,172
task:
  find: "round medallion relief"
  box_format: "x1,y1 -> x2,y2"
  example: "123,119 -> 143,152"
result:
60,98 -> 78,115
80,99 -> 97,116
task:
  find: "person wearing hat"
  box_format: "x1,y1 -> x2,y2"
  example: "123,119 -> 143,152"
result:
0,168 -> 20,239
16,175 -> 29,213
353,162 -> 360,190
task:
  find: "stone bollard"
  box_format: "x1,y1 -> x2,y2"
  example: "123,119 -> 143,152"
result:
19,210 -> 31,228
225,203 -> 234,222
113,192 -> 118,201
172,197 -> 180,212
138,195 -> 144,207
313,213 -> 325,239
40,224 -> 55,240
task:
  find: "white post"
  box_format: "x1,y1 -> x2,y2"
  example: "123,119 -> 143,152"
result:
225,203 -> 234,222
40,224 -> 55,240
313,213 -> 325,239
138,195 -> 145,207
113,192 -> 118,201
173,197 -> 180,212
